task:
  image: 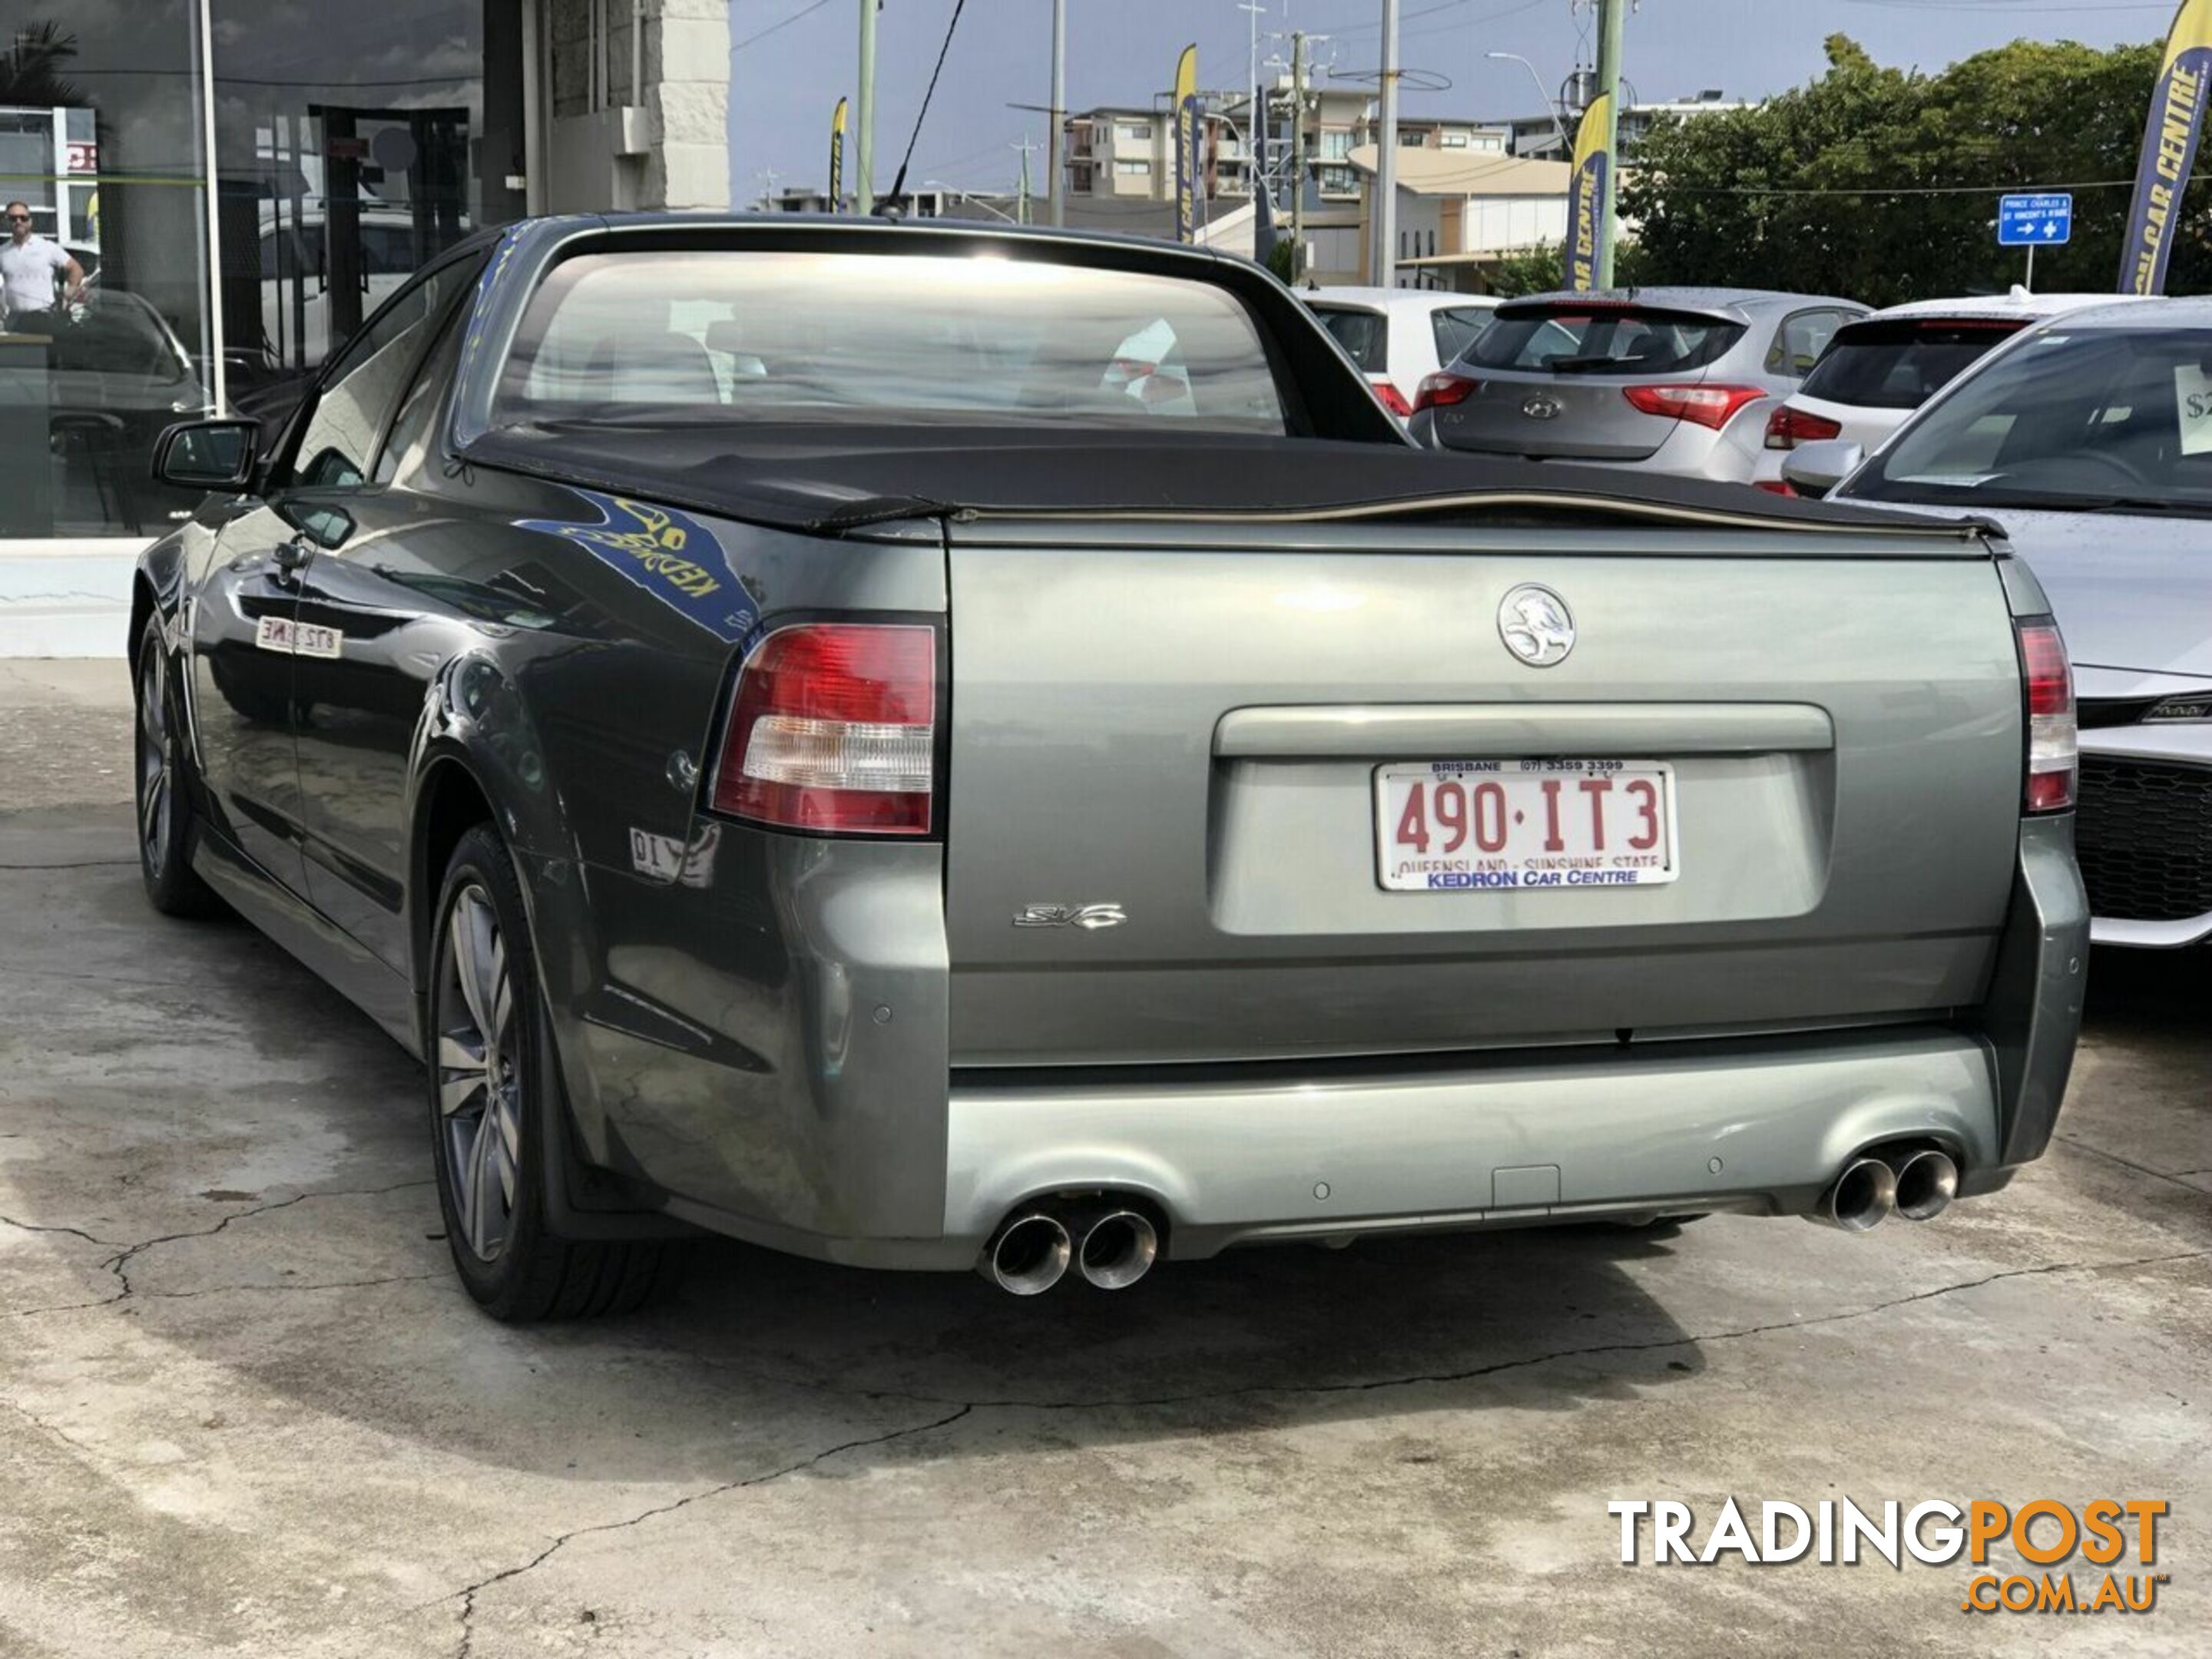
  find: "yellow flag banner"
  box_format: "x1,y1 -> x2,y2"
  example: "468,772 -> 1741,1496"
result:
1173,45 -> 1200,243
2119,0 -> 2212,293
1564,91 -> 1614,292
829,97 -> 848,212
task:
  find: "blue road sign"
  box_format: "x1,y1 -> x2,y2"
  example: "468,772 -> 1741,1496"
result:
1999,193 -> 2074,247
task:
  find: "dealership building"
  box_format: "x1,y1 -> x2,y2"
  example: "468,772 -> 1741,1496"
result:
0,0 -> 730,653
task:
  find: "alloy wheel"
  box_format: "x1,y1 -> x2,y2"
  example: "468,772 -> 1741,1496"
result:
135,644 -> 171,875
435,883 -> 524,1261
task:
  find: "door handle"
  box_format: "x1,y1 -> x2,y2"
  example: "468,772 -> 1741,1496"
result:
272,537 -> 316,577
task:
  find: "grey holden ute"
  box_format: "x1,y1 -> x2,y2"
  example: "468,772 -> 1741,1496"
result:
130,215 -> 2087,1320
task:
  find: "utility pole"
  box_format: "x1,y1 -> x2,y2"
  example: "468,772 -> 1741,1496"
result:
1047,0 -> 1066,226
1592,0 -> 1626,286
856,0 -> 878,212
1289,31 -> 1307,280
1014,135 -> 1041,225
1374,0 -> 1400,288
1238,2 -> 1264,200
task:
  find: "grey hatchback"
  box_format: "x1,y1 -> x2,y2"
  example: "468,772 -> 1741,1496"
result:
1407,287 -> 1866,482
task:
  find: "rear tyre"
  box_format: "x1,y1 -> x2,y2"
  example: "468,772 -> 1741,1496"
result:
427,824 -> 680,1322
133,616 -> 224,919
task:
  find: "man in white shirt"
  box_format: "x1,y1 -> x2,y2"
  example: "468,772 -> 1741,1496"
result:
1,202 -> 86,333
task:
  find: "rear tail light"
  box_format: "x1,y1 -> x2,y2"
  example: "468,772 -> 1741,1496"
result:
1412,371 -> 1480,414
1753,479 -> 1798,497
1622,382 -> 1767,430
2016,618 -> 2076,814
1764,404 -> 1843,451
711,623 -> 937,835
1369,376 -> 1413,418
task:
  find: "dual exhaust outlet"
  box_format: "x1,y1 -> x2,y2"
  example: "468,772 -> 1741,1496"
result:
1815,1147 -> 1959,1233
982,1203 -> 1160,1295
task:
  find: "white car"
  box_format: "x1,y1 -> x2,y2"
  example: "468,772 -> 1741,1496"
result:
1303,286 -> 1498,419
1753,291 -> 2154,493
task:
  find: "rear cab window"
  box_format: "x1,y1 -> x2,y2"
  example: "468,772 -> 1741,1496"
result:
1469,305 -> 1745,376
490,248 -> 1291,433
1310,305 -> 1388,374
1800,318 -> 2026,410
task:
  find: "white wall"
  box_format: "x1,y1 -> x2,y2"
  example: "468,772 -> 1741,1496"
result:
1463,196 -> 1570,254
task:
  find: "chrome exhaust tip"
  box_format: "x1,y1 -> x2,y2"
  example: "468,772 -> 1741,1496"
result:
1076,1210 -> 1159,1290
1889,1148 -> 1959,1222
1813,1156 -> 1898,1233
983,1212 -> 1072,1296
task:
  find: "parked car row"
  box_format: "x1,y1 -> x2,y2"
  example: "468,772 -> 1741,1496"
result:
1302,278 -> 2209,959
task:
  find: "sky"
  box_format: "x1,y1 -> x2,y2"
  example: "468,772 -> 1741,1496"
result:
726,0 -> 2174,201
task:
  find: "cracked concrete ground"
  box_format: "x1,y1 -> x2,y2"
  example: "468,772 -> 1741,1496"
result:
1,669 -> 2207,1657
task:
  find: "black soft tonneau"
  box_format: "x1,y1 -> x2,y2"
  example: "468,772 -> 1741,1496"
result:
461,423 -> 1982,539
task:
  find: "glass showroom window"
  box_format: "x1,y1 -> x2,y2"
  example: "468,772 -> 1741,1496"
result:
208,0 -> 512,418
0,3 -> 215,539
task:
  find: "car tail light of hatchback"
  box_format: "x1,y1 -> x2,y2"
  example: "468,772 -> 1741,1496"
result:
1621,382 -> 1767,430
1412,371 -> 1481,414
2015,618 -> 2077,815
1764,404 -> 1844,451
711,623 -> 938,835
1369,376 -> 1414,418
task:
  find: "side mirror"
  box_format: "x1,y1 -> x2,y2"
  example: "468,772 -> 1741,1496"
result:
1779,439 -> 1866,500
152,418 -> 260,492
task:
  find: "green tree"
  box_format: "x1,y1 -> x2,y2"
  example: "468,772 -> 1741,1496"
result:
1621,33 -> 2210,304
1486,240 -> 1568,297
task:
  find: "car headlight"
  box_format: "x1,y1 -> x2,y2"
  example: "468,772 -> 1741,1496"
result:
2146,693 -> 2212,723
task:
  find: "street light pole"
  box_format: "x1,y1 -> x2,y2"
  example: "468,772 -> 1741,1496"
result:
1486,51 -> 1569,158
1374,0 -> 1400,288
856,0 -> 877,212
1048,0 -> 1066,226
1592,0 -> 1626,286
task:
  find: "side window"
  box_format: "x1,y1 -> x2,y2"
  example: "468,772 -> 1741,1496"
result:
1769,309 -> 1849,379
289,264 -> 466,490
373,300 -> 468,484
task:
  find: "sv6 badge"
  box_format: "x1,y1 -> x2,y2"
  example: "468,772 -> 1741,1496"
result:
1013,903 -> 1128,930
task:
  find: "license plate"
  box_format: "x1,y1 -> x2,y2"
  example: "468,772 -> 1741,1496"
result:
1374,760 -> 1679,892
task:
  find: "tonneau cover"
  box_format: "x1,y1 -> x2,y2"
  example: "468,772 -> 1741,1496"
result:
462,423 -> 1981,538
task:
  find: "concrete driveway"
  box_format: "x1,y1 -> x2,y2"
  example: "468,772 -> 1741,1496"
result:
2,663 -> 2207,1657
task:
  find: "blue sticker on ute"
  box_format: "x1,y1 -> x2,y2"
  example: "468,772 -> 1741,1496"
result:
518,489 -> 760,644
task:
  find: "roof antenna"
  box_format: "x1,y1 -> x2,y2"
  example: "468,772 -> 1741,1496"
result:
884,0 -> 971,212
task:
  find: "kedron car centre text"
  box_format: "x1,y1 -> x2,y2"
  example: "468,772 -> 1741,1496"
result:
1608,1498 -> 2169,1614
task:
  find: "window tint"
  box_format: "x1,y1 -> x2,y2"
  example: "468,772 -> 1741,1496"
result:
492,250 -> 1289,434
1430,307 -> 1490,363
373,301 -> 467,484
1312,306 -> 1387,373
1856,327 -> 2212,512
1768,309 -> 1851,379
1799,320 -> 2024,410
1469,306 -> 1745,376
290,264 -> 465,489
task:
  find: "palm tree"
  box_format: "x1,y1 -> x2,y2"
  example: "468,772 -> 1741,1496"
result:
1,22 -> 87,109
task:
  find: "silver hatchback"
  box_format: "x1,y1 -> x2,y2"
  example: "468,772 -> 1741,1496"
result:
1408,287 -> 1866,482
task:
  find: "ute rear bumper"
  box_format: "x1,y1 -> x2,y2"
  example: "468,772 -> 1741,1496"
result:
944,1025 -> 2001,1261
642,823 -> 2085,1275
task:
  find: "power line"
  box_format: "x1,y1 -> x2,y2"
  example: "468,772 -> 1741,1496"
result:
733,0 -> 836,53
